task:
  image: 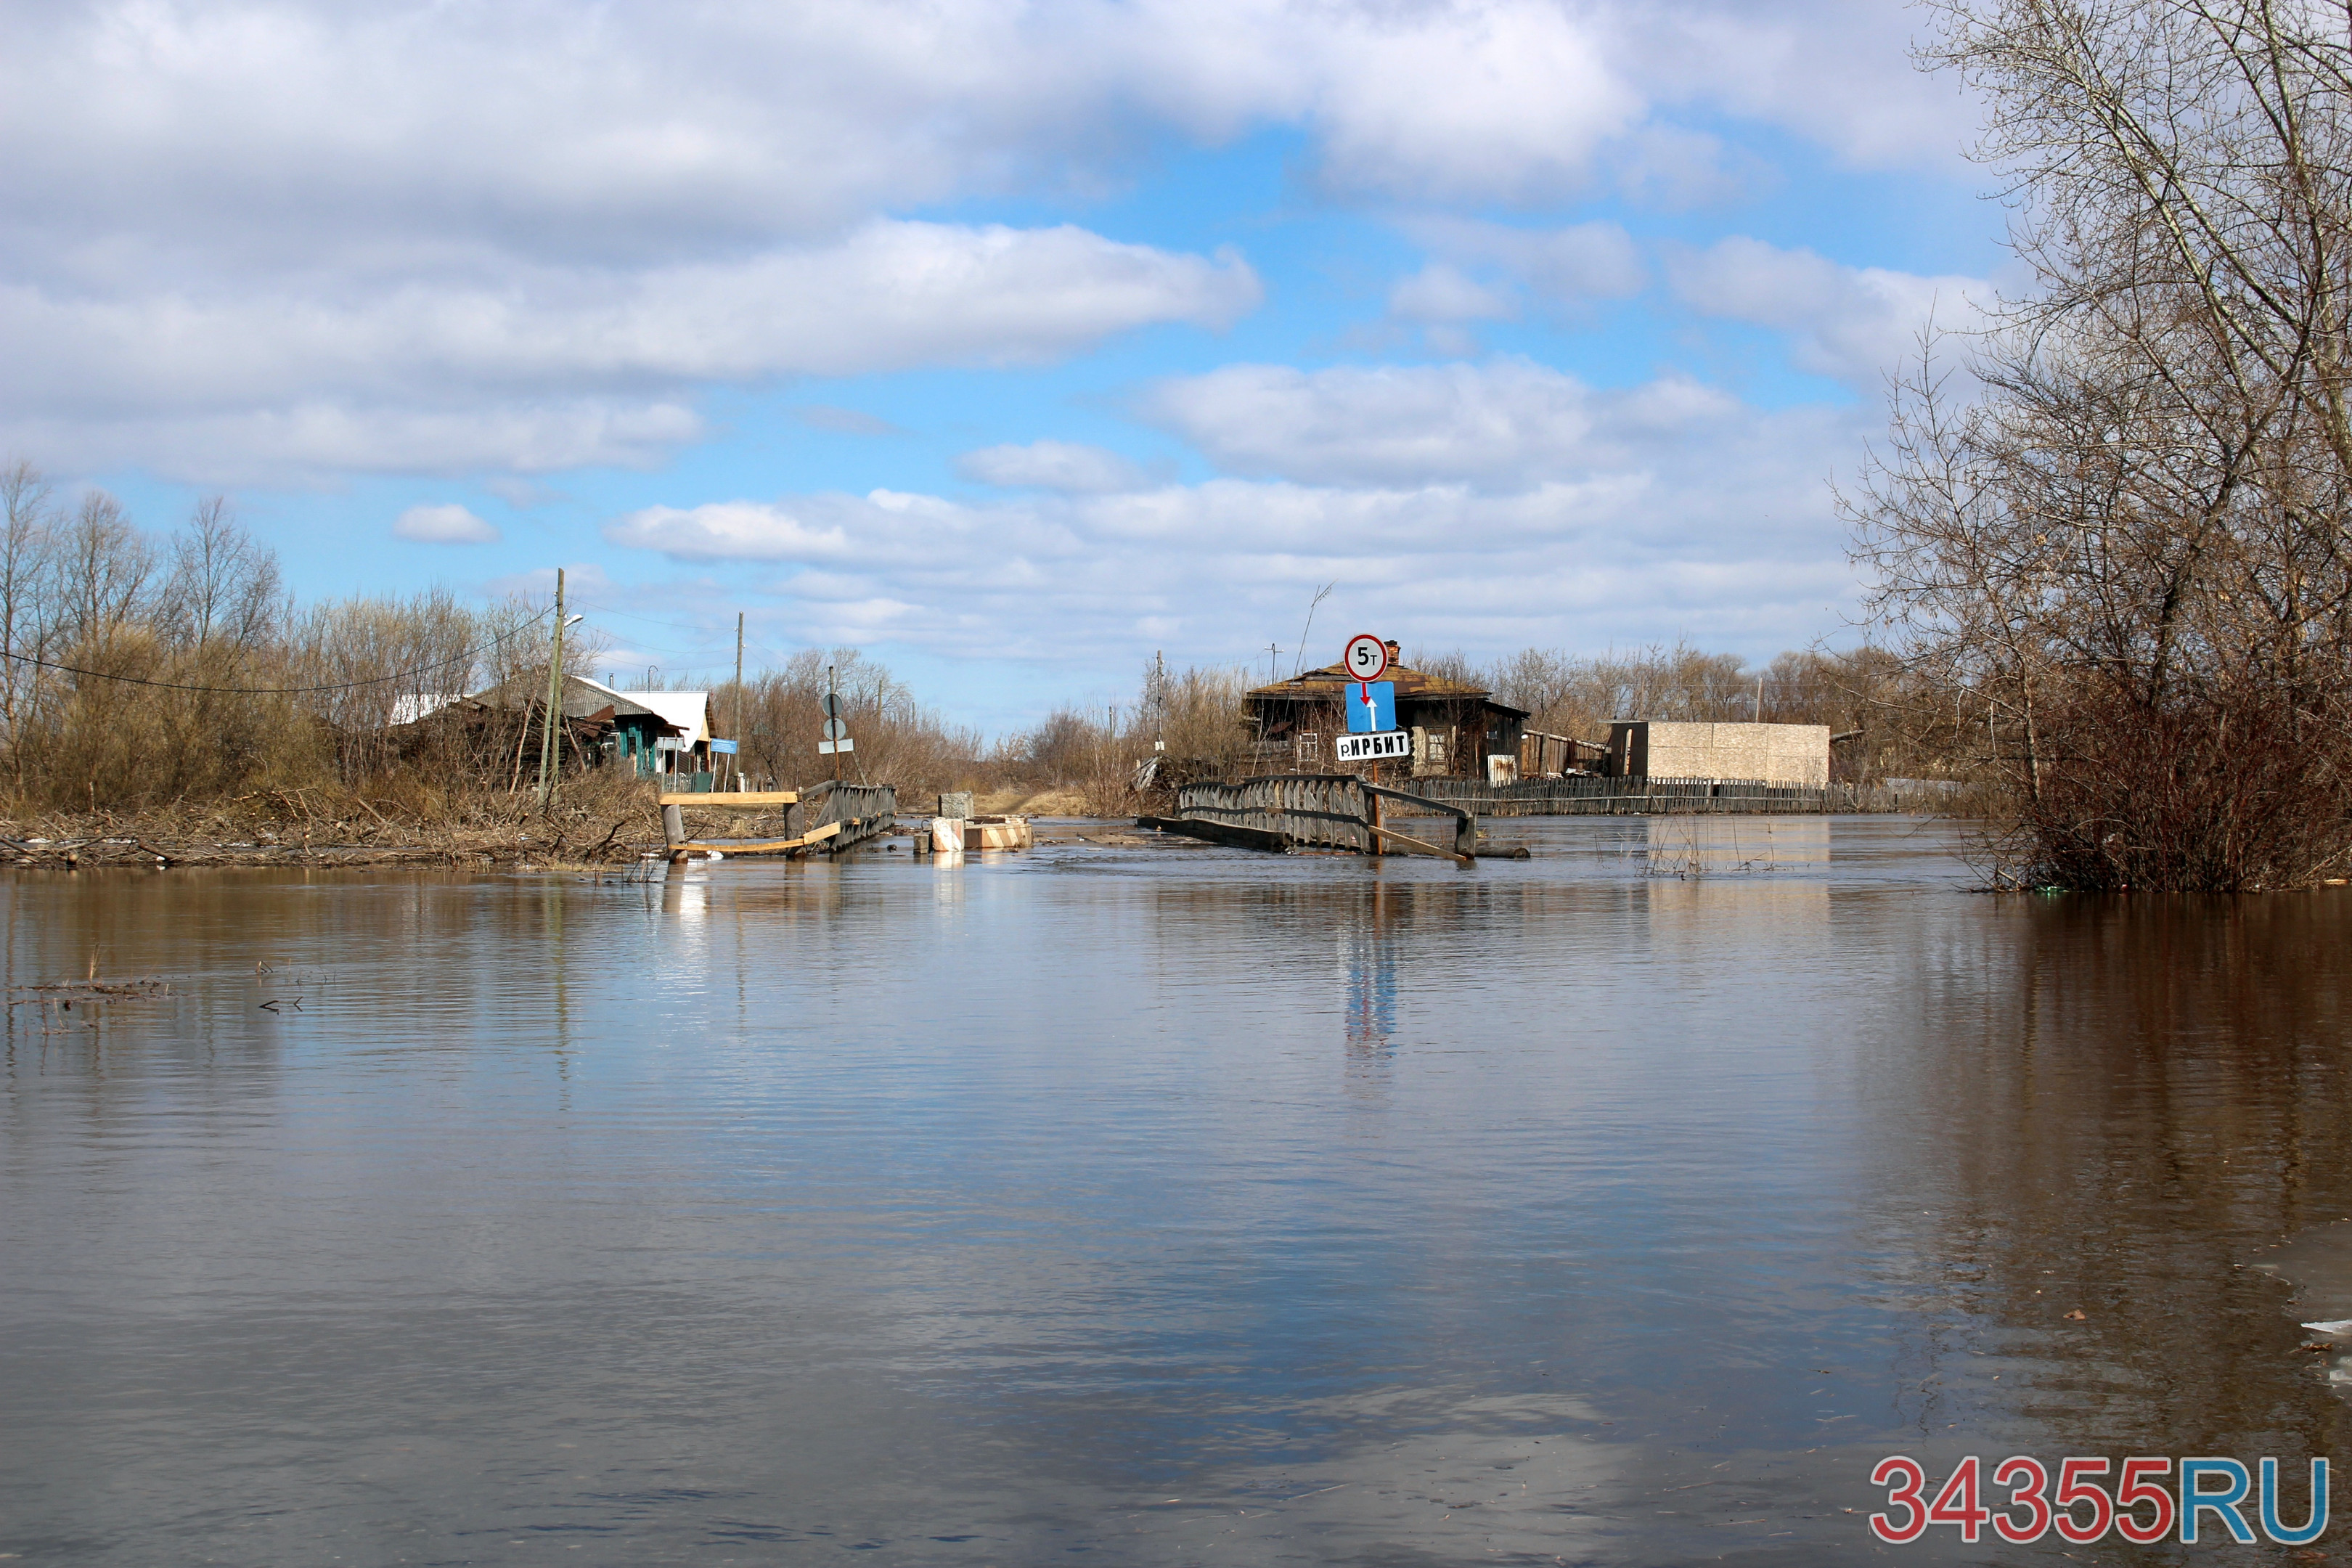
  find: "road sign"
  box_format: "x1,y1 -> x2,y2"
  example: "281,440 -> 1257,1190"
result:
1336,730 -> 1410,763
817,738 -> 856,755
1342,633 -> 1389,682
1346,680 -> 1395,733
709,738 -> 738,755
820,693 -> 841,717
822,718 -> 848,740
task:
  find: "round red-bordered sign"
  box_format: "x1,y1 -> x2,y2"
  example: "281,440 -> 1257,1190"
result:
1342,633 -> 1389,682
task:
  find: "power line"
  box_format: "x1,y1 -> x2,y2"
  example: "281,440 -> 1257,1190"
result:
0,606 -> 554,697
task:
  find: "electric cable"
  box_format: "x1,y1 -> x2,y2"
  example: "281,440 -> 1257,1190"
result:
0,605 -> 555,697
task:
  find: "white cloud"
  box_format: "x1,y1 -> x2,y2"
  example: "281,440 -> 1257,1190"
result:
957,440 -> 1151,494
1601,0 -> 1980,175
603,360 -> 1865,668
1293,4 -> 1642,202
1402,219 -> 1648,304
0,1 -> 1972,484
1388,264 -> 1515,325
0,221 -> 1257,481
1135,359 -> 1760,491
795,406 -> 907,437
392,503 -> 499,544
1665,237 -> 1988,388
1611,124 -> 1776,210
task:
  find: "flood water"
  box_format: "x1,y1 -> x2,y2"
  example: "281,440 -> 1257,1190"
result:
5,817 -> 2352,1566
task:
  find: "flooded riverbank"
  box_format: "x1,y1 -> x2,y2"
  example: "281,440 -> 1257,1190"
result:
4,817 -> 2349,1564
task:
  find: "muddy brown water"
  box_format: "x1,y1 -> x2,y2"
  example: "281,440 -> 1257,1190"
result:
4,817 -> 2351,1566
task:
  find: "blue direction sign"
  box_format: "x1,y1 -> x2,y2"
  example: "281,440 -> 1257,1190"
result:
1345,680 -> 1395,733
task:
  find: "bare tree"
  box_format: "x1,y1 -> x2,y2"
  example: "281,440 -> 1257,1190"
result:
54,491 -> 153,656
0,461 -> 55,770
1851,0 -> 2352,888
163,497 -> 282,651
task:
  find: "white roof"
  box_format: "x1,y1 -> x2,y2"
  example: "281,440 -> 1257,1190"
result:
387,692 -> 462,727
568,676 -> 709,743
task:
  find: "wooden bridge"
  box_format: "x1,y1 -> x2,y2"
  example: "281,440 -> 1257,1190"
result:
660,780 -> 898,859
1155,774 -> 1481,862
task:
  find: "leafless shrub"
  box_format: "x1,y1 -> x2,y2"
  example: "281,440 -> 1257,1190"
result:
1847,0 -> 2352,889
719,648 -> 984,799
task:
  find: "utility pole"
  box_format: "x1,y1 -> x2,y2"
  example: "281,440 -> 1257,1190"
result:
536,568 -> 565,811
1154,649 -> 1166,753
829,663 -> 841,785
1755,674 -> 1763,723
733,611 -> 745,789
1265,642 -> 1279,685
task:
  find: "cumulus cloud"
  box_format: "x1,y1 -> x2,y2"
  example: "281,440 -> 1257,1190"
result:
795,406 -> 907,437
605,359 -> 1865,665
1134,358 -> 1762,491
1600,0 -> 1979,174
1388,265 -> 1516,325
1665,236 -> 1988,387
0,1 -> 1970,483
0,221 -> 1257,481
1402,219 -> 1648,304
957,440 -> 1152,493
1382,221 -> 1646,348
392,503 -> 499,544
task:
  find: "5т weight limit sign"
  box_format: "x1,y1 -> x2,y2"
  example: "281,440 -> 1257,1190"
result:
1336,632 -> 1406,764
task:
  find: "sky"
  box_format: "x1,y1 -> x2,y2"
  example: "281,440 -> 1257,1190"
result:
0,0 -> 2008,733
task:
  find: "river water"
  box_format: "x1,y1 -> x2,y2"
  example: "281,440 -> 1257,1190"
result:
4,817 -> 2351,1566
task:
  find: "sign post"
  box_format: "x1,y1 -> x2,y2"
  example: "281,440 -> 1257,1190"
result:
816,675 -> 854,777
1335,634 -> 1406,775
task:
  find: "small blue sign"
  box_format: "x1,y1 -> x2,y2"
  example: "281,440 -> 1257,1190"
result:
709,739 -> 738,755
1345,680 -> 1395,734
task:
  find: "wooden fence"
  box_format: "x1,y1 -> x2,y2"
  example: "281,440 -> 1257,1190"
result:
1396,775 -> 1870,815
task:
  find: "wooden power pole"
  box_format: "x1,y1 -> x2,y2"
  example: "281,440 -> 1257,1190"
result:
733,611 -> 745,788
536,568 -> 565,811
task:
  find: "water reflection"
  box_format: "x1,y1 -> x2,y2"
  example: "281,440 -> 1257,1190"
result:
5,827 -> 2352,1565
1859,892 -> 2352,1469
1342,881 -> 1399,1087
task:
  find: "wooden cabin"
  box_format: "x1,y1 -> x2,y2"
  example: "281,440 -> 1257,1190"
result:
1244,642 -> 1528,780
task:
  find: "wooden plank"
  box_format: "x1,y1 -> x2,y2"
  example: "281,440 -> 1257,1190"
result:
1359,780 -> 1471,820
1375,825 -> 1474,864
671,820 -> 841,856
659,791 -> 799,807
1136,814 -> 1291,853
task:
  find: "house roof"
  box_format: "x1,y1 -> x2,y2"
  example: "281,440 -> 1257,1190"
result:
567,677 -> 710,743
470,674 -> 711,743
1246,661 -> 1526,716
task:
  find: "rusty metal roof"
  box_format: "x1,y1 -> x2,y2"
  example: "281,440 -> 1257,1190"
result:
1246,661 -> 1521,711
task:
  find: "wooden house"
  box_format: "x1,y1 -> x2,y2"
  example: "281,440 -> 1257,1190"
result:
473,674 -> 714,781
1243,642 -> 1528,779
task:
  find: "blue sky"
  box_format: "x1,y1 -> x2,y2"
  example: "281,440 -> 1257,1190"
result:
1,0 -> 2005,733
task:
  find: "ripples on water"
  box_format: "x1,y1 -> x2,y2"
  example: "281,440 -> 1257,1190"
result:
3,817 -> 2350,1565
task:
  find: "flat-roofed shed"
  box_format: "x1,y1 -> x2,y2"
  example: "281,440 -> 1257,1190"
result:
1244,643 -> 1527,778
